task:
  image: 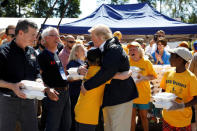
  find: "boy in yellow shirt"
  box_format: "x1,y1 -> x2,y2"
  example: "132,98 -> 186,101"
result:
75,48 -> 131,131
160,47 -> 197,130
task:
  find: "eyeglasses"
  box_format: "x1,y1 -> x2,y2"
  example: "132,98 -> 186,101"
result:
48,34 -> 60,37
67,40 -> 76,44
7,34 -> 15,38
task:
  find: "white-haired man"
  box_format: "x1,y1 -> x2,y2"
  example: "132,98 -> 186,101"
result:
80,24 -> 138,131
38,27 -> 71,131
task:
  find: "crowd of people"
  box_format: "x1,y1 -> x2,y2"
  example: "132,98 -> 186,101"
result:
0,19 -> 197,131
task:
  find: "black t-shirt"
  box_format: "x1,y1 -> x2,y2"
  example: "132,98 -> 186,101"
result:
0,40 -> 41,93
38,49 -> 67,87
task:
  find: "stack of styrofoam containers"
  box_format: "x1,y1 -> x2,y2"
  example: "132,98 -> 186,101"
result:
67,67 -> 84,80
152,92 -> 177,109
130,66 -> 141,83
21,80 -> 46,100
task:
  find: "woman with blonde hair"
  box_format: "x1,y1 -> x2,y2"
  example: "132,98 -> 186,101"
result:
128,42 -> 157,131
66,44 -> 87,131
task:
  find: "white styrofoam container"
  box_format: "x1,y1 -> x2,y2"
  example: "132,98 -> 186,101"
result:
21,80 -> 46,91
22,89 -> 45,100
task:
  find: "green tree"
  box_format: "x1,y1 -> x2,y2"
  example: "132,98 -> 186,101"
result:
110,0 -> 129,4
188,13 -> 197,23
0,0 -> 81,18
54,0 -> 81,18
0,0 -> 35,17
96,0 -> 129,5
30,0 -> 52,18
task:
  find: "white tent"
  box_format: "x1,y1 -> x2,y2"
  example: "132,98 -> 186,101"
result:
0,17 -> 78,30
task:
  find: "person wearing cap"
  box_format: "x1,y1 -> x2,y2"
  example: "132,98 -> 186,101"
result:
191,40 -> 197,55
151,37 -> 170,65
84,41 -> 94,50
178,41 -> 189,49
160,47 -> 197,130
127,42 -> 157,131
113,31 -> 129,55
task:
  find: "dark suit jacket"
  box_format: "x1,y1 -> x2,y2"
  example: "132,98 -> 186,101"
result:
84,37 -> 138,107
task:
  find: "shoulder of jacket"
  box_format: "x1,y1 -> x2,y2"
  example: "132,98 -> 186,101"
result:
0,42 -> 11,54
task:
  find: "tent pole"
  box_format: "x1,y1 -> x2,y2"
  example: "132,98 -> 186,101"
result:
57,0 -> 72,31
36,0 -> 59,38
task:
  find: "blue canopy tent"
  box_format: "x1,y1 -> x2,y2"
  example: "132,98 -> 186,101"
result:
43,3 -> 197,35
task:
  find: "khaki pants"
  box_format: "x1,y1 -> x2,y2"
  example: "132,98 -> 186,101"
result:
103,100 -> 133,131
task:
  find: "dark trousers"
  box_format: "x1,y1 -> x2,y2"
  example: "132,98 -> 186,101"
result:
45,89 -> 71,131
40,97 -> 48,131
70,94 -> 80,131
75,122 -> 96,131
0,94 -> 38,131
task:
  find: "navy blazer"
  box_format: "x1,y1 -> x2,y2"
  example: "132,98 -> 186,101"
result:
84,37 -> 138,107
66,60 -> 83,98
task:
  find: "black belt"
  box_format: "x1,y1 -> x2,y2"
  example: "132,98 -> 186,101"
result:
0,91 -> 17,98
54,86 -> 69,91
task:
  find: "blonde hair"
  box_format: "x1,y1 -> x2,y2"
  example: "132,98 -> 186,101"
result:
68,44 -> 87,62
138,46 -> 145,58
88,24 -> 112,41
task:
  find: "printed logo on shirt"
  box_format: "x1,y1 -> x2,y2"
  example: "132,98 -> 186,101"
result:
50,61 -> 56,65
30,54 -> 36,60
166,80 -> 186,88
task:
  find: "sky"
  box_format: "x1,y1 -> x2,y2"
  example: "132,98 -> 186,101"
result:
79,0 -> 138,18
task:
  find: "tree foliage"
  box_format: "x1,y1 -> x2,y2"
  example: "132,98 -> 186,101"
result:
54,0 -> 81,18
96,0 -> 129,5
137,0 -> 197,23
0,0 -> 81,18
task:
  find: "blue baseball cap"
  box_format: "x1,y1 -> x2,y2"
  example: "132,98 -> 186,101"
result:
194,40 -> 197,50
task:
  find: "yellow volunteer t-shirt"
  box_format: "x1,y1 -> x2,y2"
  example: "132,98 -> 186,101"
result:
130,57 -> 157,104
122,44 -> 129,55
160,69 -> 197,127
75,66 -> 110,125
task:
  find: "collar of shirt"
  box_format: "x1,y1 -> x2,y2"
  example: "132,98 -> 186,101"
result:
11,40 -> 29,54
99,41 -> 106,52
64,46 -> 71,54
45,49 -> 55,58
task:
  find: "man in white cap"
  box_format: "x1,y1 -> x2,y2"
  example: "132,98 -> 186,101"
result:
160,47 -> 197,130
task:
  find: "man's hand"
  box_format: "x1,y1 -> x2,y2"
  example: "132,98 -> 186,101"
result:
136,74 -> 145,84
11,82 -> 26,99
44,88 -> 59,101
80,84 -> 87,95
78,65 -> 88,76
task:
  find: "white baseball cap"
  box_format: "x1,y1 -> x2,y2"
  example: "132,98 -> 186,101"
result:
168,47 -> 192,62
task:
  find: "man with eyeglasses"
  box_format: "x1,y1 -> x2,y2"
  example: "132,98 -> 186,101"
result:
38,27 -> 72,131
59,35 -> 76,71
2,25 -> 16,44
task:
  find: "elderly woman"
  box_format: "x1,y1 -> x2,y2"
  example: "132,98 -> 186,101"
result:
128,42 -> 157,131
151,37 -> 170,65
66,43 -> 87,131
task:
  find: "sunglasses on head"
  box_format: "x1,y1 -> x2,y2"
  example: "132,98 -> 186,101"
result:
7,34 -> 15,38
67,40 -> 76,44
